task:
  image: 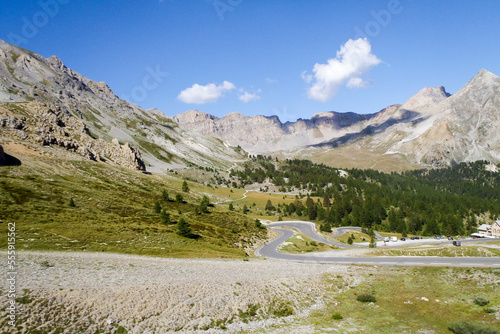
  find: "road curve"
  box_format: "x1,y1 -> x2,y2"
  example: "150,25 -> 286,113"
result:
256,221 -> 500,268
267,221 -> 346,248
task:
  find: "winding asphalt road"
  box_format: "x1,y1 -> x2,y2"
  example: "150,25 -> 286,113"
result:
256,221 -> 500,268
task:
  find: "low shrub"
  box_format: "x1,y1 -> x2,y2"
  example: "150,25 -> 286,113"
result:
448,321 -> 499,334
331,312 -> 343,320
357,294 -> 376,303
474,297 -> 490,306
268,301 -> 294,317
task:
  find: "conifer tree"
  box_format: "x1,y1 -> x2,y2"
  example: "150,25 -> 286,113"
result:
177,218 -> 192,237
160,209 -> 170,224
162,190 -> 169,201
199,195 -> 210,213
182,180 -> 189,192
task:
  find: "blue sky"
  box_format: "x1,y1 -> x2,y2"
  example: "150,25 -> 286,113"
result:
1,0 -> 499,121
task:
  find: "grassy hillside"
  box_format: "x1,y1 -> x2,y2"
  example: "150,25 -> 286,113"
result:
304,267 -> 500,333
0,144 -> 266,258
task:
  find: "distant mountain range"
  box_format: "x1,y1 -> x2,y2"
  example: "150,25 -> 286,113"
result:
175,69 -> 500,169
1,39 -> 499,172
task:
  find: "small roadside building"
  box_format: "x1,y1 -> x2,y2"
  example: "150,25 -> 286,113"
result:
492,220 -> 500,238
471,224 -> 492,238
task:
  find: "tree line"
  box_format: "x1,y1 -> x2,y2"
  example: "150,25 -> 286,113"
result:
233,157 -> 500,236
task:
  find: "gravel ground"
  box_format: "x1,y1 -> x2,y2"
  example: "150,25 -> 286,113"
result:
1,251 -> 369,333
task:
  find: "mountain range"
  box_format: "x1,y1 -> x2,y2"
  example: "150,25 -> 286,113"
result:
1,39 -> 499,172
175,70 -> 500,170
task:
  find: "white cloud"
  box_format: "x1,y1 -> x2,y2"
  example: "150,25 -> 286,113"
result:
301,71 -> 313,83
346,77 -> 371,88
238,90 -> 261,103
266,78 -> 277,84
303,38 -> 381,102
178,81 -> 235,104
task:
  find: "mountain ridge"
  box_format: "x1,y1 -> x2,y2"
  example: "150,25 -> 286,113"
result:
174,69 -> 500,168
0,39 -> 246,172
1,38 -> 499,171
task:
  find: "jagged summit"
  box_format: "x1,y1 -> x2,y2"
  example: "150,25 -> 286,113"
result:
476,68 -> 498,79
399,86 -> 451,112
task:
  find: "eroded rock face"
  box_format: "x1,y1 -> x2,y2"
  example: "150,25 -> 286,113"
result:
388,69 -> 500,166
0,102 -> 146,171
174,110 -> 375,153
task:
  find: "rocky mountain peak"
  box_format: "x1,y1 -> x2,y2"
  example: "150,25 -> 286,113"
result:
174,110 -> 217,123
47,55 -> 66,70
462,69 -> 500,90
400,86 -> 451,112
312,111 -> 336,119
476,68 -> 497,79
223,112 -> 249,120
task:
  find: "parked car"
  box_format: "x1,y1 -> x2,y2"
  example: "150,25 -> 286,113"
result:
390,236 -> 398,242
400,238 -> 406,241
383,237 -> 390,242
452,241 -> 461,247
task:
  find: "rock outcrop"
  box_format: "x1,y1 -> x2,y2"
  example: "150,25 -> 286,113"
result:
0,102 -> 146,170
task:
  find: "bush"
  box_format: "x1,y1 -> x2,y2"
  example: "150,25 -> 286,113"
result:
484,307 -> 495,314
254,219 -> 265,229
448,321 -> 499,334
40,260 -> 54,268
357,294 -> 376,303
331,312 -> 343,320
268,301 -> 294,317
474,297 -> 490,306
310,241 -> 317,247
116,326 -> 128,334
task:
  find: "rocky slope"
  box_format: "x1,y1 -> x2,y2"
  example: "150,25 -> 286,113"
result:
0,101 -> 146,170
388,69 -> 500,166
0,40 -> 245,172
